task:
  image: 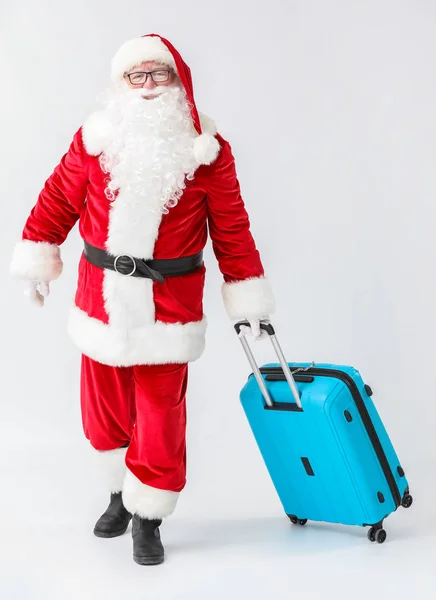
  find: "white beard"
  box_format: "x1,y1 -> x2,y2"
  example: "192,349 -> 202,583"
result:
100,84 -> 198,212
96,84 -> 199,258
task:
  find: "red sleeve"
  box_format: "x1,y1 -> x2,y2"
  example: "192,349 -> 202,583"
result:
206,136 -> 275,321
23,128 -> 88,245
206,137 -> 264,283
10,129 -> 89,282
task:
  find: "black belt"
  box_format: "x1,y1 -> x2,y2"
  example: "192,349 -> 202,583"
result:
83,241 -> 203,283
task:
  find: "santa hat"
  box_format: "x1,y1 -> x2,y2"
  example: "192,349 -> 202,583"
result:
110,33 -> 220,166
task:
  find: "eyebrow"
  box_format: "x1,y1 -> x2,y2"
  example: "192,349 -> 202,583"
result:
128,66 -> 169,73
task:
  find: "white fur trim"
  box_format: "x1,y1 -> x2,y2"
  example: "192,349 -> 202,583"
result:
111,37 -> 176,82
222,276 -> 275,320
10,240 -> 63,282
102,147 -> 173,341
67,306 -> 207,367
105,179 -> 165,260
93,447 -> 127,493
81,113 -> 113,157
122,469 -> 179,519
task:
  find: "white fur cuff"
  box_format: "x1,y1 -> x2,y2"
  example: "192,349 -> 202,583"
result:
10,240 -> 63,282
93,447 -> 127,493
222,276 -> 275,321
122,469 -> 179,519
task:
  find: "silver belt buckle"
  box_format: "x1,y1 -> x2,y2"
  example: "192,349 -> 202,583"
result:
113,254 -> 137,276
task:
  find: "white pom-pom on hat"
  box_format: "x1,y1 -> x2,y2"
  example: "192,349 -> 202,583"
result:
194,133 -> 220,166
195,113 -> 220,165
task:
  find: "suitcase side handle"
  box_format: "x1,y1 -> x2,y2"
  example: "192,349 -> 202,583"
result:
234,320 -> 303,409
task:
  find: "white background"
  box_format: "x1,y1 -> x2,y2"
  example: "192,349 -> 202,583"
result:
1,0 -> 436,598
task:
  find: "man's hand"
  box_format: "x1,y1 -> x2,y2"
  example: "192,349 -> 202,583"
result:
239,318 -> 270,341
24,281 -> 50,307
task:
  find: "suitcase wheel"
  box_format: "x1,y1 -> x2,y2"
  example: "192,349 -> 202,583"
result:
367,526 -> 387,544
401,494 -> 413,509
287,515 -> 307,526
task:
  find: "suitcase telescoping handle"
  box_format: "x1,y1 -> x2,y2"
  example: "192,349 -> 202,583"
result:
234,321 -> 302,409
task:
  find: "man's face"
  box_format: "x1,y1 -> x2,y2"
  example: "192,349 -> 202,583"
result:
123,61 -> 177,100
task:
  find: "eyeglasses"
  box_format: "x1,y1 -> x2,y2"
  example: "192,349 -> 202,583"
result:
125,69 -> 172,86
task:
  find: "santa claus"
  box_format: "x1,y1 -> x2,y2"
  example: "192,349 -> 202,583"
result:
10,33 -> 275,565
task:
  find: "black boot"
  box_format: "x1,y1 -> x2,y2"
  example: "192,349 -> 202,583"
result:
93,492 -> 132,538
132,515 -> 165,565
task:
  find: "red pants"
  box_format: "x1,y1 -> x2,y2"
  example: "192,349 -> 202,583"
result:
80,355 -> 188,493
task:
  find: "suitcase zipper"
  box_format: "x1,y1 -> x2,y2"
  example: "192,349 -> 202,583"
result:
258,366 -> 402,509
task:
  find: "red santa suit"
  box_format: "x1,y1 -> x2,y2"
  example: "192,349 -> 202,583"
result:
10,34 -> 275,519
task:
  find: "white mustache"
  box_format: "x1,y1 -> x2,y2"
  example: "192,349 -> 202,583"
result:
127,86 -> 175,98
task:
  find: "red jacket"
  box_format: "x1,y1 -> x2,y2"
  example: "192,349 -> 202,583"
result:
10,112 -> 275,367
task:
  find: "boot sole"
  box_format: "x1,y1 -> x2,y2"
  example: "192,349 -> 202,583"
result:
93,524 -> 130,538
133,554 -> 165,566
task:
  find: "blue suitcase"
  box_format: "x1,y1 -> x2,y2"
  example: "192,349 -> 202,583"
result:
236,321 -> 412,543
